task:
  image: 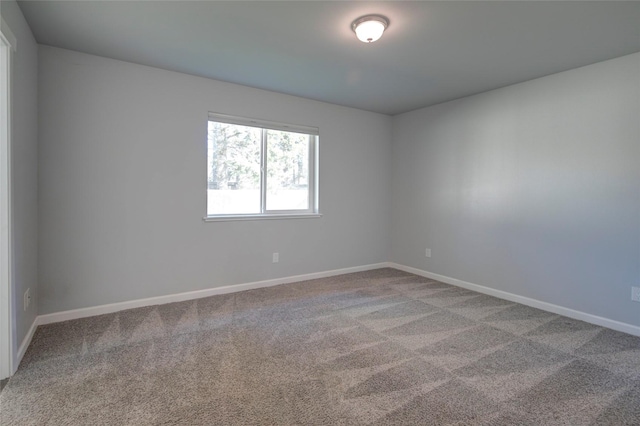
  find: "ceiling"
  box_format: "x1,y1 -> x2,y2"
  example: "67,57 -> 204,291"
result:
17,1 -> 640,115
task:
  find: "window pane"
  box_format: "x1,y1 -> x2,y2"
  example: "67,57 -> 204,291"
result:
207,121 -> 261,215
266,130 -> 310,211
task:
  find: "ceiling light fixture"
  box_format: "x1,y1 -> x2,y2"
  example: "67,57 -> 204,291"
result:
351,15 -> 389,43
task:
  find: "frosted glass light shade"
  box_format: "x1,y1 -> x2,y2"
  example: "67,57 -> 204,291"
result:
352,15 -> 388,43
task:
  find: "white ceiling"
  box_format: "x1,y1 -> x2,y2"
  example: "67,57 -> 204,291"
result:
17,1 -> 640,115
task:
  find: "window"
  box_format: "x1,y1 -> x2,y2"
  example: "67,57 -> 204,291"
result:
206,113 -> 319,220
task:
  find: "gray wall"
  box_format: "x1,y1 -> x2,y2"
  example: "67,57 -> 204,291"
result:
0,0 -> 38,347
33,37 -> 640,330
38,46 -> 392,314
391,53 -> 640,326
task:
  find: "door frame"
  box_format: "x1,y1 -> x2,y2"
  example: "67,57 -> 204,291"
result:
0,17 -> 17,380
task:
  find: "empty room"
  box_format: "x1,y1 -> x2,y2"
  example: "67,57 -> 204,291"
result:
1,1 -> 639,424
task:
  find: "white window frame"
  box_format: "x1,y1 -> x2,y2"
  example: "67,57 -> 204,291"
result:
204,113 -> 321,222
0,17 -> 17,380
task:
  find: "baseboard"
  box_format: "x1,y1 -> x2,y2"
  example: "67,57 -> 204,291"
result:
16,318 -> 38,371
34,262 -> 640,336
389,262 -> 640,337
37,262 -> 392,326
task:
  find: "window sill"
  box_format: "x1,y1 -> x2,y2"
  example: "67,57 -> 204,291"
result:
203,213 -> 323,222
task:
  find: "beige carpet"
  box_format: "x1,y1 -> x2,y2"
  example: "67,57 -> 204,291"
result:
1,268 -> 639,425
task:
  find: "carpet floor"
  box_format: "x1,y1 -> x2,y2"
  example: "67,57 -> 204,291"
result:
1,268 -> 639,425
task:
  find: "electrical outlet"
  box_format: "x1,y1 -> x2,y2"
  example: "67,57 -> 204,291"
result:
632,287 -> 640,303
24,288 -> 31,311
425,248 -> 431,258
272,252 -> 279,263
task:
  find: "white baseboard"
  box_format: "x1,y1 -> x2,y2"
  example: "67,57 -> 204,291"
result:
31,262 -> 640,336
389,262 -> 640,337
37,262 -> 391,326
15,318 -> 38,371
11,261 -> 640,376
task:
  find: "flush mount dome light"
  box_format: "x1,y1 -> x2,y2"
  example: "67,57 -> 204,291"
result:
351,15 -> 389,43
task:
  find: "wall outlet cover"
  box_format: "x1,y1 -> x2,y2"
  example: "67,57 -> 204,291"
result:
24,288 -> 30,311
272,252 -> 279,263
425,248 -> 431,258
632,287 -> 640,303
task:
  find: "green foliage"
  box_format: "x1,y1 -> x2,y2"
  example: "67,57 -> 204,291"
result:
208,122 -> 309,191
208,122 -> 261,190
266,129 -> 309,191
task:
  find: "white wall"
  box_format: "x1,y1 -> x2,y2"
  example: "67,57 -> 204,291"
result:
38,46 -> 392,314
391,53 -> 640,327
0,0 -> 38,351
